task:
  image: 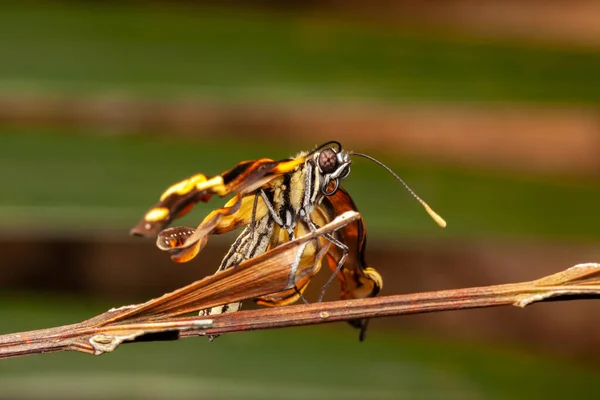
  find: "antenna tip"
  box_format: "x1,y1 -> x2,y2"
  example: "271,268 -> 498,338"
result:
423,203 -> 447,228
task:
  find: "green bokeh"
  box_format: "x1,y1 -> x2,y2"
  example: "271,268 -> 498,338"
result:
0,4 -> 599,104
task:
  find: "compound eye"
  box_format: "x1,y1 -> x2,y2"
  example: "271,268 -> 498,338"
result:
318,148 -> 338,174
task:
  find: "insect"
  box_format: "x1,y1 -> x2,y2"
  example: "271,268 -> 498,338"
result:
131,141 -> 445,340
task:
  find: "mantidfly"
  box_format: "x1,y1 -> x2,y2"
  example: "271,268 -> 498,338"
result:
131,141 -> 446,340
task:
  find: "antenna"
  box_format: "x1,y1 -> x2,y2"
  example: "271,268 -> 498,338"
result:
351,152 -> 446,228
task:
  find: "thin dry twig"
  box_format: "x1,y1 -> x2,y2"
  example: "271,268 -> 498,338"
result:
1,212 -> 599,359
2,262 -> 599,359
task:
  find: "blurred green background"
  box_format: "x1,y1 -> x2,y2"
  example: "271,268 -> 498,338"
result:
1,1 -> 600,399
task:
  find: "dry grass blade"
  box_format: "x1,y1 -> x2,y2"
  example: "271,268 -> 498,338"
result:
0,211 -> 361,357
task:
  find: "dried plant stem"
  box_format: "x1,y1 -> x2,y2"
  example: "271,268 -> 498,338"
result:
1,262 -> 599,359
184,281 -> 527,337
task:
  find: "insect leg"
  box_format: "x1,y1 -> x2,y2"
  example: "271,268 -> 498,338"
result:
259,189 -> 295,240
293,286 -> 310,305
318,233 -> 349,302
305,218 -> 350,302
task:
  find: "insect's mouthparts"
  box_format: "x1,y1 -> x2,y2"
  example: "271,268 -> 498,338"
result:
351,152 -> 447,228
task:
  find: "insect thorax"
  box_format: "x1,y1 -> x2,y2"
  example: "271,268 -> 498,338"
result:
264,154 -> 323,233
219,145 -> 352,271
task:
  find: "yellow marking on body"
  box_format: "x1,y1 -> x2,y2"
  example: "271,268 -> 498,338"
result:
223,196 -> 239,208
171,241 -> 201,263
364,267 -> 383,290
273,157 -> 305,173
195,175 -> 226,195
271,177 -> 285,214
159,174 -> 209,201
289,168 -> 306,211
216,194 -> 269,232
144,207 -> 169,222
